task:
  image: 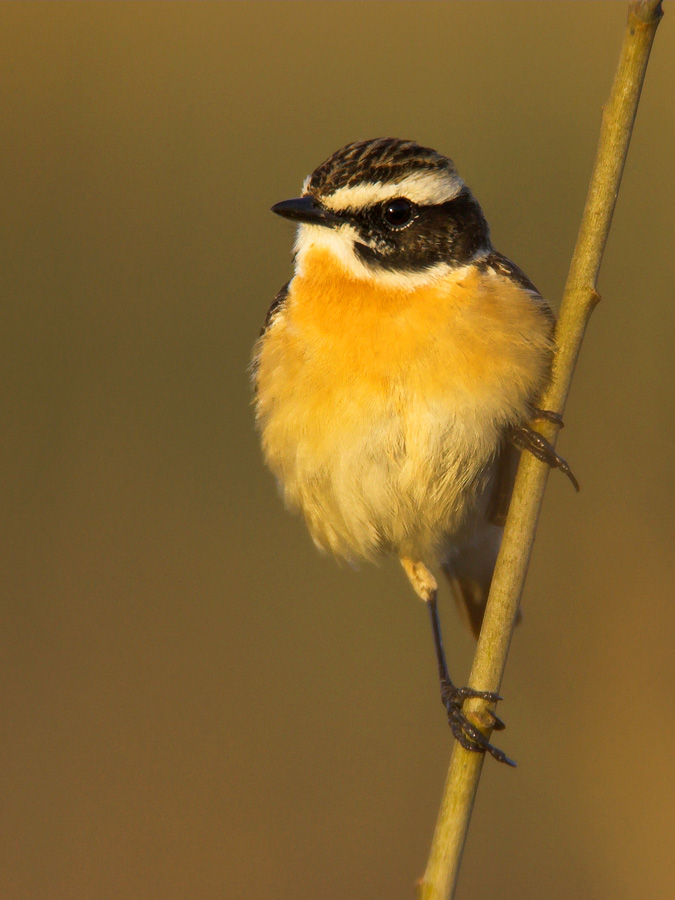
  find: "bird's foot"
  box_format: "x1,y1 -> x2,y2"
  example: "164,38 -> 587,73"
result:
531,407 -> 564,428
440,680 -> 515,767
510,422 -> 579,491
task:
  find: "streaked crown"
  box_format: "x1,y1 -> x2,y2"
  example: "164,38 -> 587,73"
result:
306,138 -> 457,196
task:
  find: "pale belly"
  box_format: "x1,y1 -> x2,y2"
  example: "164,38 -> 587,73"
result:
258,382 -> 500,565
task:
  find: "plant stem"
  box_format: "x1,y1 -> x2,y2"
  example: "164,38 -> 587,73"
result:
418,4 -> 663,898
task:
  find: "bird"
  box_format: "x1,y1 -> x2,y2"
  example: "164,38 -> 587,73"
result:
251,138 -> 577,764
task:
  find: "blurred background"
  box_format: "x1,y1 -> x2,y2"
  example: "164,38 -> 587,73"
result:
2,3 -> 673,899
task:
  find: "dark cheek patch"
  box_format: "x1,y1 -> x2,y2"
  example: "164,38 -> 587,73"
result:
352,190 -> 491,273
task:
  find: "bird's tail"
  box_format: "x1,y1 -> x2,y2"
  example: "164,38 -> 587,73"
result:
442,523 -> 520,639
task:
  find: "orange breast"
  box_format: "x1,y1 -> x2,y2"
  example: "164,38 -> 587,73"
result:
253,247 -> 553,562
282,248 -> 553,412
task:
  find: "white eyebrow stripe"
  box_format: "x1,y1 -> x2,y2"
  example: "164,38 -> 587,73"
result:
319,171 -> 465,211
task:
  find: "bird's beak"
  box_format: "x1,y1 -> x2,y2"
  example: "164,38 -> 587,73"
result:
271,196 -> 342,228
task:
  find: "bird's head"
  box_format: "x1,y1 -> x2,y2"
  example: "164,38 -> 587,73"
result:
272,138 -> 492,286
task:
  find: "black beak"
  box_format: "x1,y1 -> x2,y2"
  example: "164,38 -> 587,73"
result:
271,196 -> 342,228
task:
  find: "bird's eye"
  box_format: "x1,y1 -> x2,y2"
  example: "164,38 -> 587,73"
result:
382,198 -> 415,229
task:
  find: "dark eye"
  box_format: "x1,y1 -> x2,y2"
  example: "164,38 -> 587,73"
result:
382,198 -> 414,229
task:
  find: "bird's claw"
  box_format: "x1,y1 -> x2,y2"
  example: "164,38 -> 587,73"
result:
510,422 -> 580,492
532,407 -> 564,428
489,711 -> 506,731
440,680 -> 516,767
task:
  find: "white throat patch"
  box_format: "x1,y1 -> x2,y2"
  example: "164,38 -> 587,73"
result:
293,223 -> 456,289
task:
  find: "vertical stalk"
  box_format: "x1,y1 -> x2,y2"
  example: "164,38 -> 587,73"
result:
418,4 -> 663,898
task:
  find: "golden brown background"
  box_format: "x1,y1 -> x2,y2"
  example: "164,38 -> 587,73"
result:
2,3 -> 673,898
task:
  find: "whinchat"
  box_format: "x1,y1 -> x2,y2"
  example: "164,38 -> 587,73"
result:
252,138 -> 576,764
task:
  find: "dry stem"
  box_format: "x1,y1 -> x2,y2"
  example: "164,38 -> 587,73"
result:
418,3 -> 663,898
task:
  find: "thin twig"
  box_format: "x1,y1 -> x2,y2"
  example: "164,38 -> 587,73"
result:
418,4 -> 663,898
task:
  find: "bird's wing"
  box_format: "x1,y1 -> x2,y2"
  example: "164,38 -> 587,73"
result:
251,282 -> 291,394
479,250 -> 554,323
259,281 -> 290,336
488,440 -> 521,527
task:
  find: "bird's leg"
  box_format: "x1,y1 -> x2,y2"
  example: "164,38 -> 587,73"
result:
510,415 -> 579,491
400,558 -> 514,766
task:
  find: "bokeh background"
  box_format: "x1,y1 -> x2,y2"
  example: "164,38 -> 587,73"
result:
2,3 -> 674,899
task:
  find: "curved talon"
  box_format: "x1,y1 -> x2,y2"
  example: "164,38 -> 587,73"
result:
441,679 -> 515,766
450,719 -> 485,751
485,743 -> 516,767
488,711 -> 506,731
454,686 -> 502,703
510,423 -> 580,492
451,721 -> 485,752
532,407 -> 564,428
448,710 -> 516,766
